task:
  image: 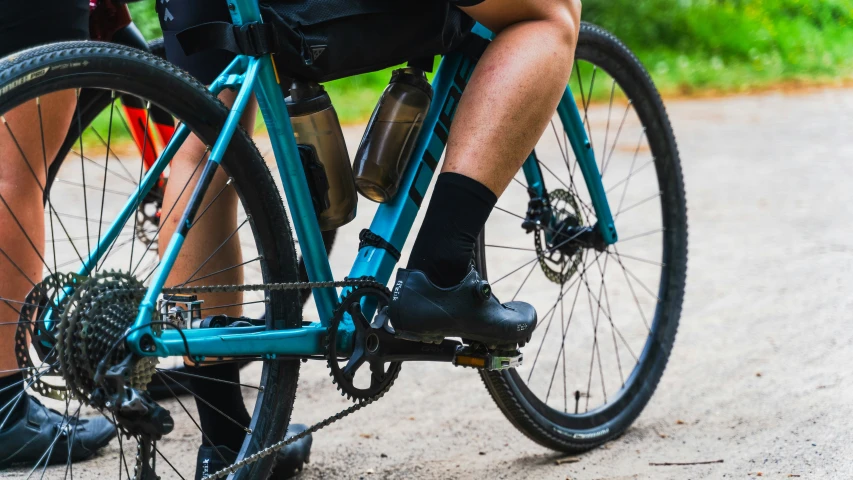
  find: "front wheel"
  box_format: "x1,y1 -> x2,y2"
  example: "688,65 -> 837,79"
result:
478,22 -> 687,452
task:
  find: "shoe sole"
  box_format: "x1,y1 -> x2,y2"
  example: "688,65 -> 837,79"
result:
395,330 -> 534,351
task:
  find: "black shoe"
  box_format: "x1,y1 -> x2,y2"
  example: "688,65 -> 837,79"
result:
389,267 -> 537,347
0,395 -> 116,468
195,424 -> 311,480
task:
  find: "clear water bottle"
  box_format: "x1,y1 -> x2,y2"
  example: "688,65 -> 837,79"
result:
286,81 -> 358,230
353,68 -> 433,203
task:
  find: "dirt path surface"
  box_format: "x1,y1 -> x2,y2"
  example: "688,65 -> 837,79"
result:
285,89 -> 853,480
8,89 -> 853,480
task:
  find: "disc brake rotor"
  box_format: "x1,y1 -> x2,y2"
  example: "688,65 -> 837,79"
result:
15,274 -> 81,400
534,188 -> 585,284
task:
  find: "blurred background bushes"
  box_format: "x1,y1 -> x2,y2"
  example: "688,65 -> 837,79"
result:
128,0 -> 853,122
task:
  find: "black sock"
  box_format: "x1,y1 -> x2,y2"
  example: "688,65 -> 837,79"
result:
0,373 -> 28,426
189,363 -> 251,452
407,172 -> 498,287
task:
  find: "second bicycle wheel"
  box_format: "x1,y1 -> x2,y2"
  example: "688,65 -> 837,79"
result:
478,22 -> 687,452
0,42 -> 301,478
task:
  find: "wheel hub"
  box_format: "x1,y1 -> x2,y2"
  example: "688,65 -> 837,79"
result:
532,189 -> 586,284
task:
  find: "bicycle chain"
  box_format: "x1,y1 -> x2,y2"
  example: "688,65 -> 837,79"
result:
157,276 -> 393,480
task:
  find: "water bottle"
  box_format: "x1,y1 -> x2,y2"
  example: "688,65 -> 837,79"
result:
352,68 -> 433,203
286,81 -> 358,230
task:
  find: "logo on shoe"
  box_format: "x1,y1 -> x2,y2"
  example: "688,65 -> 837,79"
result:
517,324 -> 528,331
392,280 -> 403,301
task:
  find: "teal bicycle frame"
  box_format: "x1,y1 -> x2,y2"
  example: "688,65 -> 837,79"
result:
79,0 -> 617,361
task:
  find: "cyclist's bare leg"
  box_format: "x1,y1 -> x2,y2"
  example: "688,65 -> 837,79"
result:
448,0 -> 581,194
0,91 -> 76,377
395,0 -> 580,345
158,90 -> 262,454
159,90 -> 254,320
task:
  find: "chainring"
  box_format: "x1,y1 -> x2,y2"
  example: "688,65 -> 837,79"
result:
535,188 -> 585,284
57,270 -> 158,404
326,284 -> 401,402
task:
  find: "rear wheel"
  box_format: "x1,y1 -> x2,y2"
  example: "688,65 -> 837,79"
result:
0,42 -> 301,478
478,23 -> 687,452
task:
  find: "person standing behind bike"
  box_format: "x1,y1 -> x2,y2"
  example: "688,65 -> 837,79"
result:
0,1 -> 312,476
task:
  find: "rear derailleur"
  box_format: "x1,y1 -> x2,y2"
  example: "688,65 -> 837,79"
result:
90,354 -> 174,440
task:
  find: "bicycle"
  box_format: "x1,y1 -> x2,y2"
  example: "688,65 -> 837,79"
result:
36,0 -> 336,401
0,0 -> 686,477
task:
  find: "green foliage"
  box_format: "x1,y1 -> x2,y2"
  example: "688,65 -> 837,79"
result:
582,0 -> 853,93
125,0 -> 853,122
128,1 -> 161,40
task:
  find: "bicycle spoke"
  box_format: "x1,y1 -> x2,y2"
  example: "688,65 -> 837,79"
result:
617,228 -> 664,244
176,217 -> 249,288
605,158 -> 655,195
88,116 -> 140,187
612,246 -> 651,331
113,412 -> 132,480
37,97 -> 59,277
186,256 -> 261,286
594,254 -> 625,387
156,369 -> 250,434
485,244 -> 536,253
131,148 -> 210,276
155,445 -> 187,480
600,80 -> 616,173
129,102 -> 153,272
152,374 -> 230,465
77,89 -> 92,258
155,367 -> 261,390
525,252 -> 601,383
25,403 -> 82,480
511,260 -> 539,302
615,192 -> 661,218
94,93 -> 117,272
71,149 -> 139,188
612,251 -> 665,267
613,130 -> 648,213
190,177 -> 233,228
2,117 -> 86,268
601,101 -> 634,178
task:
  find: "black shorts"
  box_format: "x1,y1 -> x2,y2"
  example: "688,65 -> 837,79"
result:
0,0 -> 485,84
0,0 -> 89,58
157,0 -> 486,84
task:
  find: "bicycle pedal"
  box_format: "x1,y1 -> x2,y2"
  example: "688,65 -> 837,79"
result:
453,346 -> 523,371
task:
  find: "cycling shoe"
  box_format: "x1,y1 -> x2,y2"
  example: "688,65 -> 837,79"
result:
389,267 -> 537,347
0,395 -> 116,468
195,424 -> 311,480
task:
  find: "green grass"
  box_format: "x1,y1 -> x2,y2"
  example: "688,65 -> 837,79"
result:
127,0 -> 853,123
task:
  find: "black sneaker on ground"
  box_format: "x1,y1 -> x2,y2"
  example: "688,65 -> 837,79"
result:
389,267 -> 537,347
0,395 -> 116,468
195,424 -> 312,480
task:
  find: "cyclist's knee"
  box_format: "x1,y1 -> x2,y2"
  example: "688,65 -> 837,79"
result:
539,0 -> 581,51
468,0 -> 581,48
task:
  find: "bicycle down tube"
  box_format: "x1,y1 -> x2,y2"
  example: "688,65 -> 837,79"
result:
119,0 -> 617,359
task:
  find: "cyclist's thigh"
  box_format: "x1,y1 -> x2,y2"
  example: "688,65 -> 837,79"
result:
156,0 -> 235,84
0,0 -> 89,57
